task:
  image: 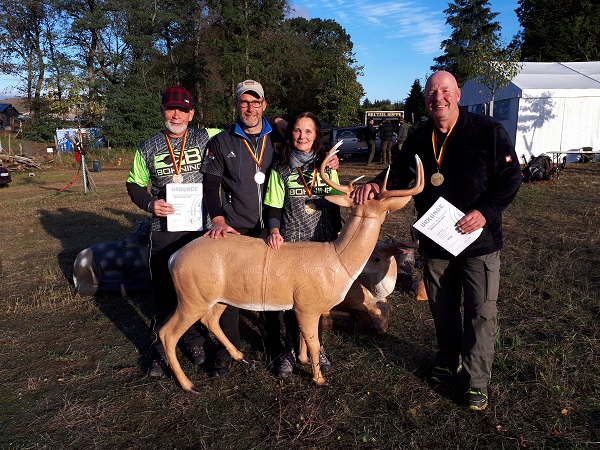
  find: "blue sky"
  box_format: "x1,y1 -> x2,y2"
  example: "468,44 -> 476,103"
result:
0,1 -> 522,102
288,0 -> 522,102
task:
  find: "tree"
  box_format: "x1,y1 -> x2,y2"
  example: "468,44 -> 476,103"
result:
431,0 -> 501,86
515,0 -> 600,62
0,0 -> 52,111
103,78 -> 164,147
1,1 -> 366,142
284,18 -> 364,126
403,78 -> 426,123
465,44 -> 521,117
204,0 -> 288,124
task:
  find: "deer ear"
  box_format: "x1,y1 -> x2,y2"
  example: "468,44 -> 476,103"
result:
325,194 -> 353,208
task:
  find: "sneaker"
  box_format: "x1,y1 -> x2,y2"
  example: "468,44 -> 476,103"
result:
188,345 -> 206,365
208,358 -> 231,378
465,386 -> 488,411
147,360 -> 165,378
429,365 -> 461,384
318,346 -> 332,373
276,349 -> 296,378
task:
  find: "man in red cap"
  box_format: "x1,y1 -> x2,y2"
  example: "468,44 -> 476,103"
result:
126,86 -> 220,378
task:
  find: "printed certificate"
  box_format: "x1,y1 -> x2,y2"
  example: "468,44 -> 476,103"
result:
166,183 -> 204,232
413,197 -> 482,256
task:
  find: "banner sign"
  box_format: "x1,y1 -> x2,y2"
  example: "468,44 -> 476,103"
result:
56,128 -> 101,153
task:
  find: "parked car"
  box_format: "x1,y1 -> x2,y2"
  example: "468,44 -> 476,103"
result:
0,164 -> 11,187
329,126 -> 396,159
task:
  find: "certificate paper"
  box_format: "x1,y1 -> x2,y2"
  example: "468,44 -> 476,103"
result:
413,197 -> 482,256
166,183 -> 204,232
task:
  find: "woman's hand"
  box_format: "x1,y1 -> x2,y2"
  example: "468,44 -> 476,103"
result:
267,230 -> 284,249
327,153 -> 340,170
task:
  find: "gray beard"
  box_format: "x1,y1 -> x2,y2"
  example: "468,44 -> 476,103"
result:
240,115 -> 261,131
165,121 -> 187,136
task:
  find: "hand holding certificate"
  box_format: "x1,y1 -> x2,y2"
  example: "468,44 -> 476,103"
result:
166,183 -> 204,232
413,197 -> 482,256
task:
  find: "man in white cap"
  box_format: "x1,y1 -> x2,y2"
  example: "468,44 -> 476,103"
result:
201,80 -> 284,377
201,80 -> 338,377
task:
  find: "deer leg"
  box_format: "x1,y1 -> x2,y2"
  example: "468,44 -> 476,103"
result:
201,303 -> 245,362
298,334 -> 309,365
159,308 -> 204,394
296,313 -> 328,386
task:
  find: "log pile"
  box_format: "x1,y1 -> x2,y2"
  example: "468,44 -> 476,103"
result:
0,152 -> 44,171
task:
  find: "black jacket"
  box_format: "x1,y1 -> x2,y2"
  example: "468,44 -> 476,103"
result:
365,123 -> 377,141
378,122 -> 394,142
202,118 -> 282,230
378,108 -> 521,259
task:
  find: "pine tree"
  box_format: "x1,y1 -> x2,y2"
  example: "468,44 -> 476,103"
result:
431,0 -> 501,86
403,79 -> 426,124
515,0 -> 600,62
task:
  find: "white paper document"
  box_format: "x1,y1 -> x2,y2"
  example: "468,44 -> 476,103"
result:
166,183 -> 204,232
413,197 -> 483,256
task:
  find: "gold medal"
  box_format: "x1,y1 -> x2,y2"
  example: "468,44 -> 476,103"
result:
431,119 -> 457,187
254,171 -> 265,184
304,202 -> 317,214
431,172 -> 444,186
172,174 -> 183,183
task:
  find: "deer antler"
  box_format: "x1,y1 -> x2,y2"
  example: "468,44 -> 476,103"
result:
319,142 -> 364,195
378,155 -> 424,199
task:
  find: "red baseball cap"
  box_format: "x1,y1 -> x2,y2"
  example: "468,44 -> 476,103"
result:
162,86 -> 193,110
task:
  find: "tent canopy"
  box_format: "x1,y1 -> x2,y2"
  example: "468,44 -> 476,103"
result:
460,62 -> 600,158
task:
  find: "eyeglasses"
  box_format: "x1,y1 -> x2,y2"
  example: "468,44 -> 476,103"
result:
238,99 -> 263,108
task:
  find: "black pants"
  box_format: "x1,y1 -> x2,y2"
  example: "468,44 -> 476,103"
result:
149,230 -> 206,360
282,310 -> 323,353
219,225 -> 284,364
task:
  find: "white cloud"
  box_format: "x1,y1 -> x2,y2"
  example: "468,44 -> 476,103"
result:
291,0 -> 448,56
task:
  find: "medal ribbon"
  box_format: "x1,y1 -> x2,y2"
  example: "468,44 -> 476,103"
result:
242,136 -> 266,167
297,164 -> 317,198
431,119 -> 458,171
165,131 -> 188,175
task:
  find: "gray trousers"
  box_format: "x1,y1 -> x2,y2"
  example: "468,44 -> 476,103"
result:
423,251 -> 500,388
366,140 -> 376,164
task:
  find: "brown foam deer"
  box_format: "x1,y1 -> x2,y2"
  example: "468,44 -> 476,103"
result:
160,150 -> 424,393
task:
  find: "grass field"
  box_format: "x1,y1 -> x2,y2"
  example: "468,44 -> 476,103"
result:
0,156 -> 599,449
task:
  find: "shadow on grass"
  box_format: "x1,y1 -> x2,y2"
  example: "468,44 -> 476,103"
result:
38,207 -> 154,369
38,207 -> 143,281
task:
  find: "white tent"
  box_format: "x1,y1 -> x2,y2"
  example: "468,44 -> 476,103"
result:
460,62 -> 600,161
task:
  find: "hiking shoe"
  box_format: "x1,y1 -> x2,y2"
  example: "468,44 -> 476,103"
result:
147,360 -> 165,378
465,386 -> 488,411
318,346 -> 332,373
189,345 -> 206,365
276,349 -> 296,378
429,365 -> 461,384
208,358 -> 231,378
